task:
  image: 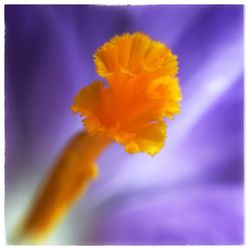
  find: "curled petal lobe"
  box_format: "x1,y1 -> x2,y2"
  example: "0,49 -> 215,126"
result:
124,121 -> 167,156
71,80 -> 103,120
71,74 -> 179,155
94,32 -> 178,79
147,77 -> 182,119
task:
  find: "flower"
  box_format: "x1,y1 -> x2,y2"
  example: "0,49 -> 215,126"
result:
72,33 -> 181,156
5,5 -> 243,245
12,32 -> 181,244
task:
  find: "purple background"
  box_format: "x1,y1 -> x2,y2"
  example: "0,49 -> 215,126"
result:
5,5 -> 244,245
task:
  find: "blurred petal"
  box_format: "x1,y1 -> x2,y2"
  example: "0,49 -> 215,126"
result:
89,185 -> 243,245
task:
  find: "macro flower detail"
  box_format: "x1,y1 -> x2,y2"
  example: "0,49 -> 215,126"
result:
94,32 -> 178,78
6,5 -> 244,246
15,32 -> 181,244
73,33 -> 181,155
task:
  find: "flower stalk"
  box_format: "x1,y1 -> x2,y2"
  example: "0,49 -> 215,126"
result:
14,131 -> 110,243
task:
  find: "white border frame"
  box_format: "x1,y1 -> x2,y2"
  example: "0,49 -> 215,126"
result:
1,1 -> 249,249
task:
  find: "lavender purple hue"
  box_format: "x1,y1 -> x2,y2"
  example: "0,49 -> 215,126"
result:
5,5 -> 244,245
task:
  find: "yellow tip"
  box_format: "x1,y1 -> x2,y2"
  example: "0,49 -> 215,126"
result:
73,32 -> 182,156
94,32 -> 178,79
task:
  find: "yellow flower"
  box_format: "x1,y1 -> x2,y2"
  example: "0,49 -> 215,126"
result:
72,33 -> 181,156
16,32 -> 181,244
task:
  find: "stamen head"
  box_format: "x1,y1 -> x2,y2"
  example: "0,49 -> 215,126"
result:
72,33 -> 181,156
94,32 -> 178,78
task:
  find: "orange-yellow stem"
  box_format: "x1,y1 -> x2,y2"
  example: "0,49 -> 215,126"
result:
16,131 -> 110,244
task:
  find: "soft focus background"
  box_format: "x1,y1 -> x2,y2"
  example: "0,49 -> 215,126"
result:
5,5 -> 244,245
